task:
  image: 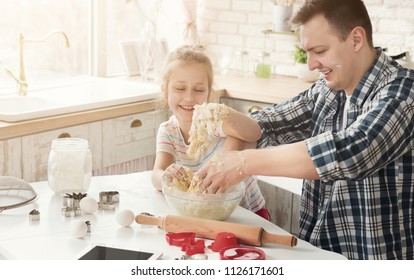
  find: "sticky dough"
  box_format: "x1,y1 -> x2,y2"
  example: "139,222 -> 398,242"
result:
171,166 -> 202,193
187,103 -> 230,161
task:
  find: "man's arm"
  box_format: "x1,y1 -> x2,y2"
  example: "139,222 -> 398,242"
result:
197,140 -> 319,193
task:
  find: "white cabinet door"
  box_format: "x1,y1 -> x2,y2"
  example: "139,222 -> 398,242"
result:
21,122 -> 102,183
257,179 -> 301,236
102,110 -> 167,168
0,138 -> 22,178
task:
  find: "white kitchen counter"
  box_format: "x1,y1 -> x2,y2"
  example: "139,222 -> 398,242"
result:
0,171 -> 345,260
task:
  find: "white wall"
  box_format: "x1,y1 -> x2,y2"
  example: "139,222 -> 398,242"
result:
197,0 -> 414,76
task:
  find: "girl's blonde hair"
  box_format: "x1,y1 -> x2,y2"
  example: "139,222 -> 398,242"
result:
160,45 -> 214,100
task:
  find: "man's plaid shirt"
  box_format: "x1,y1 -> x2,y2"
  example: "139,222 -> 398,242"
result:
250,50 -> 414,259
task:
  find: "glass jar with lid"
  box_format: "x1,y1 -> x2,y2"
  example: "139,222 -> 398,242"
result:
255,51 -> 272,79
47,138 -> 92,194
233,49 -> 250,76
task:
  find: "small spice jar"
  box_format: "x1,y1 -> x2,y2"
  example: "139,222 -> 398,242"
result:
47,138 -> 92,194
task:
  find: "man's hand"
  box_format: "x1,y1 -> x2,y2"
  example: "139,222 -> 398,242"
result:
196,151 -> 246,193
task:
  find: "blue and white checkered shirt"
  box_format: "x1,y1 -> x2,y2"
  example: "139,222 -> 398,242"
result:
250,50 -> 414,259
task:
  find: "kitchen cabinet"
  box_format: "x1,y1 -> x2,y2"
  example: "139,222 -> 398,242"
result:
0,138 -> 22,178
101,110 -> 168,171
0,108 -> 168,182
258,179 -> 300,236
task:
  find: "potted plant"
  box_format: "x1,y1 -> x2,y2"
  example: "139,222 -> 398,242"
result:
293,45 -> 320,82
293,45 -> 307,64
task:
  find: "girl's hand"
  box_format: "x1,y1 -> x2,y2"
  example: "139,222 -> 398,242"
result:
195,151 -> 246,193
163,163 -> 188,183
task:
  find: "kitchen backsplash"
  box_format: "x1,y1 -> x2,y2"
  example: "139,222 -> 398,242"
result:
197,0 -> 414,76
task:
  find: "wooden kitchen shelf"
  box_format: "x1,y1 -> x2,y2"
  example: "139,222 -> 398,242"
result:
262,29 -> 299,36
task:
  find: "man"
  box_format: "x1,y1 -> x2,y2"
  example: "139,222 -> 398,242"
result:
197,0 -> 414,259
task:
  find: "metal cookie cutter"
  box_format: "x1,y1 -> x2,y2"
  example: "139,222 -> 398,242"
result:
98,191 -> 119,210
61,193 -> 86,217
85,221 -> 91,233
63,193 -> 87,208
29,209 -> 40,222
178,254 -> 208,260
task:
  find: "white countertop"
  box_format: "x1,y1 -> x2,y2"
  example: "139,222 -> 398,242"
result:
0,171 -> 345,260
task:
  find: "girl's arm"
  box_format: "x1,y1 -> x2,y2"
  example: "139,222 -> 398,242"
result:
151,151 -> 175,191
193,103 -> 261,143
222,108 -> 262,142
220,135 -> 257,152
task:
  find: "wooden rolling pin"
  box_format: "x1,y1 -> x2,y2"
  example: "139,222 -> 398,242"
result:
135,214 -> 297,247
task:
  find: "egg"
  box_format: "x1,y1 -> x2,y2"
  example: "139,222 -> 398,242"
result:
79,196 -> 98,214
69,220 -> 88,238
116,209 -> 135,227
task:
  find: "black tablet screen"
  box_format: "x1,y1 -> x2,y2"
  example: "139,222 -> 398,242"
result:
79,246 -> 154,260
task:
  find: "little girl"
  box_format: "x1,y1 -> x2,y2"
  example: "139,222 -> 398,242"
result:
151,45 -> 270,220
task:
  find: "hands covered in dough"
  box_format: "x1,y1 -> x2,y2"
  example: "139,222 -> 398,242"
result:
163,163 -> 189,184
195,151 -> 247,194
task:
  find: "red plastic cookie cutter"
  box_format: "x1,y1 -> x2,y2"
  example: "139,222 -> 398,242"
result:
208,232 -> 239,252
181,239 -> 205,256
166,232 -> 195,246
219,246 -> 266,260
165,232 -> 205,256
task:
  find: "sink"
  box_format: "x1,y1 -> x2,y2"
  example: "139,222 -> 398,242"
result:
0,76 -> 161,122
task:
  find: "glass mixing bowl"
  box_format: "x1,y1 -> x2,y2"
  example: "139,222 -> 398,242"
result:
162,178 -> 245,221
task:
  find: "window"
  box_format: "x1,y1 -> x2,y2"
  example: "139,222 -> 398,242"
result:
0,0 -> 89,90
0,0 -> 189,92
104,0 -> 188,77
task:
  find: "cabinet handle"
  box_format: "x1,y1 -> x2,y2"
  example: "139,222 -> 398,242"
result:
130,119 -> 142,128
57,132 -> 71,138
248,105 -> 263,113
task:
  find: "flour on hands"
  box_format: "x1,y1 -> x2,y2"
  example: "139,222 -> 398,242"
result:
187,103 -> 230,161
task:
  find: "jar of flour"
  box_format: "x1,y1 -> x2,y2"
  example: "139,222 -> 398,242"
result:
47,138 -> 92,194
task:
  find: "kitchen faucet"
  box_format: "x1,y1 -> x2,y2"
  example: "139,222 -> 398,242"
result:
4,31 -> 70,96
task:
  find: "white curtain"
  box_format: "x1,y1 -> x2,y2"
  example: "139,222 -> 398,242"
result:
180,0 -> 198,45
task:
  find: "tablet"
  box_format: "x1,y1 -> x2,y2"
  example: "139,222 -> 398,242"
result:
77,245 -> 162,260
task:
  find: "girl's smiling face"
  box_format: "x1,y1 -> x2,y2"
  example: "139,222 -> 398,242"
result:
164,62 -> 210,125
